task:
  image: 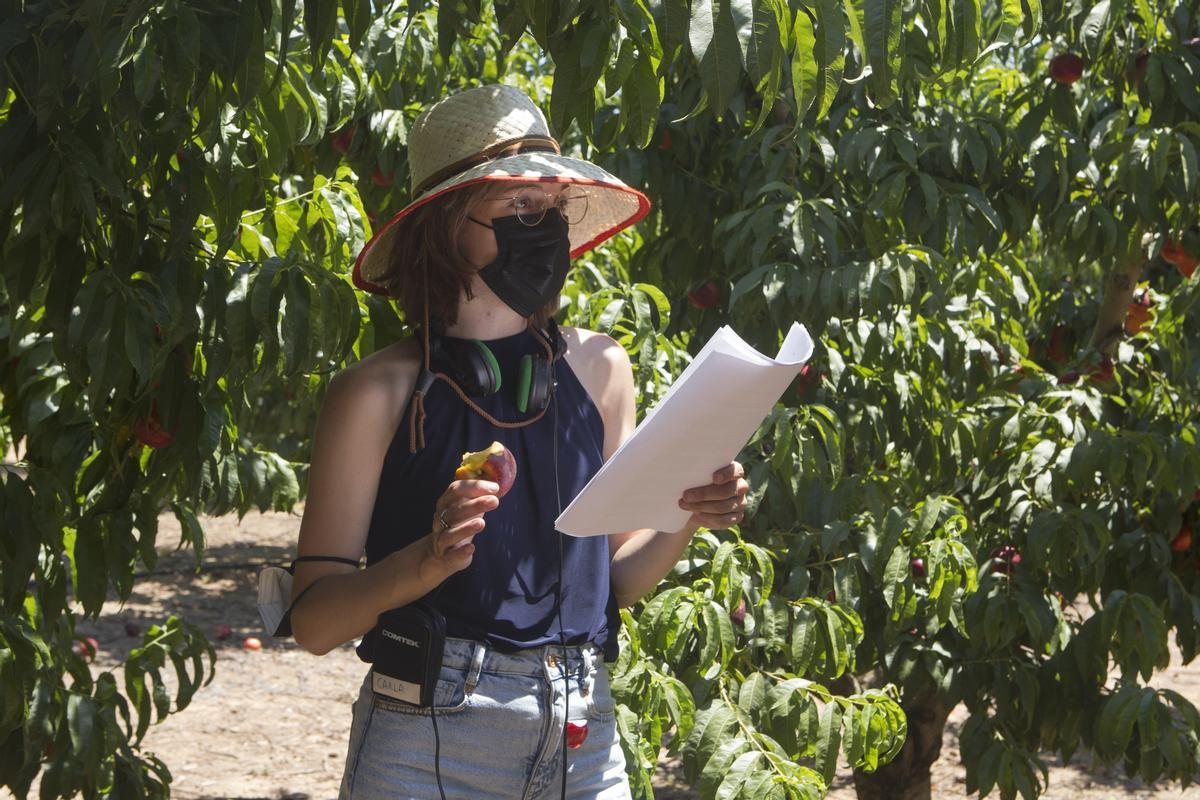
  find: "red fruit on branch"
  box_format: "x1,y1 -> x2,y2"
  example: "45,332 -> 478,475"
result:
1134,52 -> 1149,88
1087,357 -> 1114,384
1172,525 -> 1193,553
731,597 -> 747,627
371,167 -> 393,187
332,125 -> 355,155
658,129 -> 673,151
1177,255 -> 1198,280
795,363 -> 821,401
688,280 -> 720,310
991,545 -> 1021,575
134,401 -> 175,449
1125,292 -> 1154,335
1050,53 -> 1085,84
910,557 -> 926,579
1047,325 -> 1068,365
1162,239 -> 1186,265
1057,369 -> 1080,385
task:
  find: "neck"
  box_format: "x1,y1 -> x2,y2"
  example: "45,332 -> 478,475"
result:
441,272 -> 537,339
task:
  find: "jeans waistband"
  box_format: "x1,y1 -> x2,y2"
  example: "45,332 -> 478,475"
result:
439,636 -> 602,678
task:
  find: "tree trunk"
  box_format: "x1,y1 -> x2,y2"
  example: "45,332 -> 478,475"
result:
1089,245 -> 1149,356
850,693 -> 952,800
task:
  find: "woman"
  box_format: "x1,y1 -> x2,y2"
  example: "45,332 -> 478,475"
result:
287,84 -> 750,799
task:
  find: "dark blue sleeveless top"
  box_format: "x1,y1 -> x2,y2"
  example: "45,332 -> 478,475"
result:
355,326 -> 620,663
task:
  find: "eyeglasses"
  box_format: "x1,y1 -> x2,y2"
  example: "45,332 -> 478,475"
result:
491,186 -> 589,227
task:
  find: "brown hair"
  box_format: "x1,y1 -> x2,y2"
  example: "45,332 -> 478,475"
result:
380,182 -> 558,334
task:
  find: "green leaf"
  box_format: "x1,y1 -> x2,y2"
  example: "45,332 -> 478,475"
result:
809,0 -> 845,120
622,56 -> 662,149
815,701 -> 843,783
861,0 -> 903,106
790,8 -> 819,120
691,0 -> 744,118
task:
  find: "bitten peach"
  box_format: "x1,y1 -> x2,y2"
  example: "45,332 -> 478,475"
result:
455,441 -> 517,498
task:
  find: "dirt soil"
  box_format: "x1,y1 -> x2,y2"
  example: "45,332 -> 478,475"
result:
8,508 -> 1200,799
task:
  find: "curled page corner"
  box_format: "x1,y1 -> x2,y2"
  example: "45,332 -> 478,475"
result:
556,322 -> 813,537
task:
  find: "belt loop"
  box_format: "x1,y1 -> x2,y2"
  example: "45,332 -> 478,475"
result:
580,647 -> 595,696
465,640 -> 487,695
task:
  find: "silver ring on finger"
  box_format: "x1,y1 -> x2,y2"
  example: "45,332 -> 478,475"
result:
439,507 -> 451,531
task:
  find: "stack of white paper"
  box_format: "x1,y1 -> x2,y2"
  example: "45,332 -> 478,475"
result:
556,322 -> 814,537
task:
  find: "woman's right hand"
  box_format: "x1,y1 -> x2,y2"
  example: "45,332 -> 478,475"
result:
416,478 -> 500,585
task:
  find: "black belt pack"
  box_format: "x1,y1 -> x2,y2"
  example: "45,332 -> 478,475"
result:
371,601 -> 447,707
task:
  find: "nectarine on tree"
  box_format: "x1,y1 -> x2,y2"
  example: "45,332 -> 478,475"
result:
332,125 -> 355,154
371,166 -> 393,187
688,280 -> 719,310
1050,53 -> 1084,84
1172,525 -> 1192,553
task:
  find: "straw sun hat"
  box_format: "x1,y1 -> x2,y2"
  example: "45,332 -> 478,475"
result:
352,84 -> 652,295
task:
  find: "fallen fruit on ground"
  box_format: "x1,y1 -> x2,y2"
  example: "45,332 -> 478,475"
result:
243,636 -> 262,651
76,636 -> 99,662
216,624 -> 233,640
455,441 -> 517,498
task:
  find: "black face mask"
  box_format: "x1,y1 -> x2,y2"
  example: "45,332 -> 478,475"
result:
470,209 -> 571,318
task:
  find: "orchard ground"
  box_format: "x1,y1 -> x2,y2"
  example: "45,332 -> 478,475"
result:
9,506 -> 1200,800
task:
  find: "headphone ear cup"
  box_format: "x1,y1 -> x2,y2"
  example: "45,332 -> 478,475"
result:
516,355 -> 533,414
470,341 -> 503,394
442,340 -> 502,396
521,356 -> 554,415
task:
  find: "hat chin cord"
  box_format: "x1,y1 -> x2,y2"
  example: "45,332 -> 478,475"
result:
408,260 -> 558,454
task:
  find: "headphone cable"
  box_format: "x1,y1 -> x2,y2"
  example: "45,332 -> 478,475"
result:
553,387 -> 569,800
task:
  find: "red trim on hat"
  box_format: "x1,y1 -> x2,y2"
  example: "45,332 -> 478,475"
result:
352,174 -> 652,296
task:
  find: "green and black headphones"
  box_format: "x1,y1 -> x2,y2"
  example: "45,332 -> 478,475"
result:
424,318 -> 564,416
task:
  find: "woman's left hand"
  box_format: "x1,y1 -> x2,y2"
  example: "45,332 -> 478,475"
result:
678,461 -> 750,531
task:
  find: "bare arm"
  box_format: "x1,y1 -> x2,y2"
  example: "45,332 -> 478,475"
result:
289,351 -> 498,655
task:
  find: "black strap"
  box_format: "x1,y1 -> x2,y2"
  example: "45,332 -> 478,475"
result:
277,555 -> 361,637
288,555 -> 360,573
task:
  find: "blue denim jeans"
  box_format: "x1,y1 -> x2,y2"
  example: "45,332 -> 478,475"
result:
338,637 -> 632,799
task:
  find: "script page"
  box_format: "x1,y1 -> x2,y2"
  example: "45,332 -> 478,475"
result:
555,322 -> 813,537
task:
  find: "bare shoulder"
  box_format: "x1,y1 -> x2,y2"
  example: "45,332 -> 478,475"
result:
559,326 -> 634,461
321,335 -> 423,434
559,326 -> 631,372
